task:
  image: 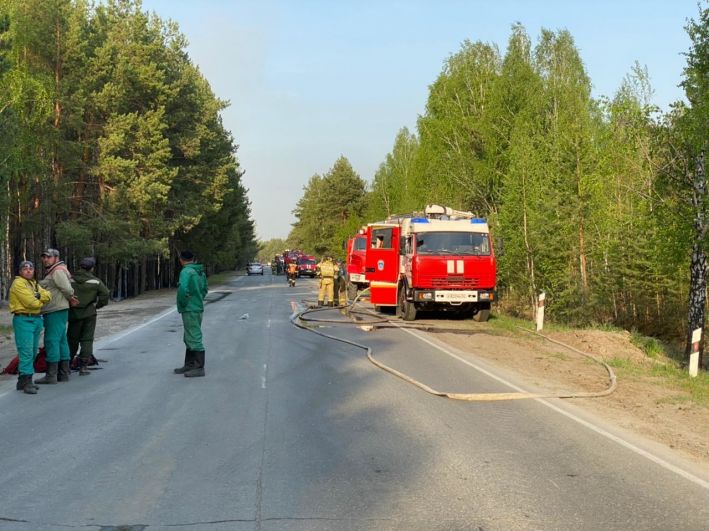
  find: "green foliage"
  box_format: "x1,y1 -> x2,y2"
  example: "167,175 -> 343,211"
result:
289,156 -> 367,259
368,127 -> 420,219
257,238 -> 287,263
680,4 -> 709,152
609,353 -> 709,407
630,331 -> 667,359
0,0 -> 256,297
416,40 -> 501,212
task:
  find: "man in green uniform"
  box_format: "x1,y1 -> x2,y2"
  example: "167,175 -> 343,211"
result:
173,250 -> 208,377
68,257 -> 110,375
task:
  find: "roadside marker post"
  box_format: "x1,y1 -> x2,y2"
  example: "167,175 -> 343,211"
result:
536,292 -> 545,332
689,328 -> 701,378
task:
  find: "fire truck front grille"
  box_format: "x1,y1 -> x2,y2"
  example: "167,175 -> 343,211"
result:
430,276 -> 479,288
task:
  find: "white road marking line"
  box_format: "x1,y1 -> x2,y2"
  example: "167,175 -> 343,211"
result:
97,307 -> 177,347
262,364 -> 268,389
267,319 -> 271,328
401,327 -> 709,491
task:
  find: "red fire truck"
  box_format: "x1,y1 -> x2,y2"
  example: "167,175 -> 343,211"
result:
345,230 -> 369,298
365,204 -> 496,321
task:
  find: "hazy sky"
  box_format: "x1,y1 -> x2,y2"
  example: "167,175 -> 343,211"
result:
141,0 -> 700,240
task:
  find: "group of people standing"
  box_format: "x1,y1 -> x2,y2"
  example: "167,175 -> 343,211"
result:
9,248 -> 109,395
8,248 -> 209,395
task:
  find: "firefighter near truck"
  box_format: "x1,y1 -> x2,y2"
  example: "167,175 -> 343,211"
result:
364,205 -> 496,321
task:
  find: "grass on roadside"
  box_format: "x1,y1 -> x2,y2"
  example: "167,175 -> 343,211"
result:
608,333 -> 709,408
488,312 -> 573,335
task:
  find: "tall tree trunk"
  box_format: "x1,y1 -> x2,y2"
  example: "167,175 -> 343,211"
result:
686,152 -> 706,368
579,223 -> 588,293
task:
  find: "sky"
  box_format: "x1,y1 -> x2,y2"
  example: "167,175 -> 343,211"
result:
140,0 -> 701,241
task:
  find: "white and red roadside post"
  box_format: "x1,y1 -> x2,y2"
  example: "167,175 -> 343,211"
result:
689,328 -> 701,378
536,292 -> 546,332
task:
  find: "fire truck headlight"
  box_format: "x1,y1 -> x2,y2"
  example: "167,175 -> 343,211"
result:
416,291 -> 433,301
479,292 -> 491,300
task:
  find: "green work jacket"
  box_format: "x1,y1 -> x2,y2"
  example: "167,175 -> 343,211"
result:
177,262 -> 208,313
69,269 -> 110,320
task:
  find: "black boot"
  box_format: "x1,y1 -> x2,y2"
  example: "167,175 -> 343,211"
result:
79,360 -> 91,376
57,360 -> 71,382
35,362 -> 58,384
184,350 -> 205,378
317,300 -> 323,307
28,376 -> 39,390
174,349 -> 196,374
17,375 -> 38,395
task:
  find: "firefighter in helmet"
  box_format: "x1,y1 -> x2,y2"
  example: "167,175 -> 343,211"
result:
287,260 -> 298,287
317,256 -> 338,307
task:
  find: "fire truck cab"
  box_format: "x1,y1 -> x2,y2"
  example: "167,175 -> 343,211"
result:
365,204 -> 496,321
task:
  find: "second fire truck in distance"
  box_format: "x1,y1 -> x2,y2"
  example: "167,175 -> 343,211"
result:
364,204 -> 497,321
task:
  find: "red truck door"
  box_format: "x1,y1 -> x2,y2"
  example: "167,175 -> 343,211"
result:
365,224 -> 400,306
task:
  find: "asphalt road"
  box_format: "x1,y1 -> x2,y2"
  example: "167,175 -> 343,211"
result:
0,271 -> 707,530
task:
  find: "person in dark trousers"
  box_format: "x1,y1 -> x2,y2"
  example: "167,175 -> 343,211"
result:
335,260 -> 348,307
173,250 -> 208,377
9,261 -> 51,394
37,248 -> 77,384
68,257 -> 110,375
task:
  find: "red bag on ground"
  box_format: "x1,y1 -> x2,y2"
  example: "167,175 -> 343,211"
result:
1,356 -> 19,375
1,347 -> 47,375
34,347 -> 47,373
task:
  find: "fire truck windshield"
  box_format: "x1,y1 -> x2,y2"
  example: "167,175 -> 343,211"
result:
353,237 -> 367,251
415,231 -> 490,256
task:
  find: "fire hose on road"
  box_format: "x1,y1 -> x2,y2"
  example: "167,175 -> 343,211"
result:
290,292 -> 617,402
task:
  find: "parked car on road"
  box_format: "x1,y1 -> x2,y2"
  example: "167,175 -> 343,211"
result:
247,262 -> 264,275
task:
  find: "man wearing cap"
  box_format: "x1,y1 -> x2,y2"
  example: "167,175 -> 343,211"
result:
9,261 -> 51,394
37,248 -> 77,384
173,250 -> 208,377
68,257 -> 110,375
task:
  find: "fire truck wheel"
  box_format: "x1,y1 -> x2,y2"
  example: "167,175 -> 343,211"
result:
472,302 -> 491,322
398,285 -> 417,321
